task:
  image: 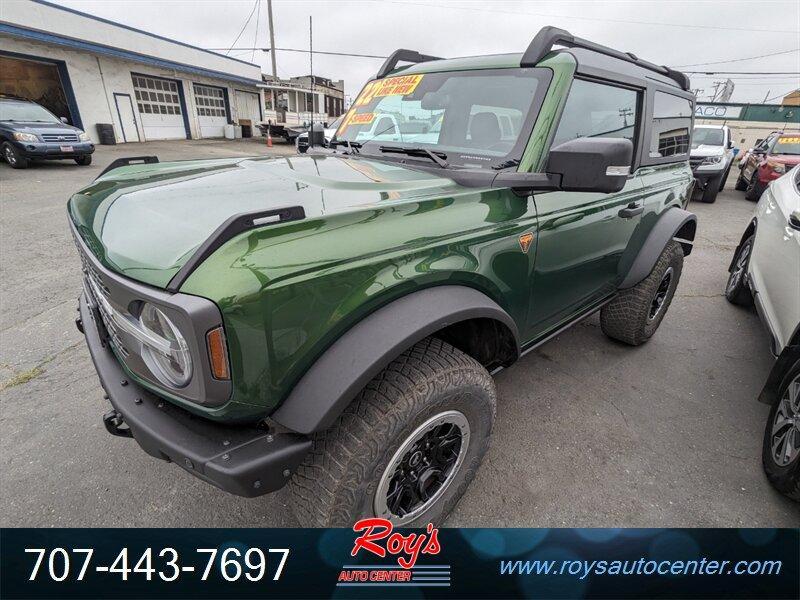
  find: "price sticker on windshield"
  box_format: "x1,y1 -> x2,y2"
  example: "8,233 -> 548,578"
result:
354,75 -> 424,107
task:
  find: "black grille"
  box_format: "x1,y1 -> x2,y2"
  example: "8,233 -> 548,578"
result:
75,238 -> 129,357
42,133 -> 78,142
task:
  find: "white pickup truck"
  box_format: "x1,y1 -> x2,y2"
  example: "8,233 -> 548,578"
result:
690,124 -> 736,203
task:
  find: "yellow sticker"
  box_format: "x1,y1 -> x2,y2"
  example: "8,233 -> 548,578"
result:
777,136 -> 800,144
353,75 -> 424,107
350,112 -> 376,125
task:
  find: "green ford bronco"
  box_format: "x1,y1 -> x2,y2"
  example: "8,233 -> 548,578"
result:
71,27 -> 697,526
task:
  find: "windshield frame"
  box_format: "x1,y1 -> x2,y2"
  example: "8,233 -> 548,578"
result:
0,100 -> 62,124
333,67 -> 553,170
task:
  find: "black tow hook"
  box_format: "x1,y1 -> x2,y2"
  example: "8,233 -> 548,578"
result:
103,409 -> 133,438
75,316 -> 84,334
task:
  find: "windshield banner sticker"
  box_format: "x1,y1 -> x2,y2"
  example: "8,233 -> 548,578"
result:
354,75 -> 425,107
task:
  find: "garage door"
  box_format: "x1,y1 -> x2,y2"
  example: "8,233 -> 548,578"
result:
132,75 -> 185,140
234,90 -> 262,134
193,84 -> 228,138
0,55 -> 72,124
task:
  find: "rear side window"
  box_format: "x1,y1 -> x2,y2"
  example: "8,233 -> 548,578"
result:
552,79 -> 639,157
650,92 -> 692,158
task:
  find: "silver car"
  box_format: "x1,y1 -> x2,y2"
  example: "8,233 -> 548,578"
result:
726,165 -> 800,501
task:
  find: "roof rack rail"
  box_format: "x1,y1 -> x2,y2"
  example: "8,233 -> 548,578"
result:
521,26 -> 690,91
376,49 -> 443,79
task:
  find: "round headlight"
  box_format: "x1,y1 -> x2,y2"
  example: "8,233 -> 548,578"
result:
139,303 -> 192,387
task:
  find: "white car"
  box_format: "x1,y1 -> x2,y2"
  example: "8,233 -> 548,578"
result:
690,124 -> 736,203
726,164 -> 800,501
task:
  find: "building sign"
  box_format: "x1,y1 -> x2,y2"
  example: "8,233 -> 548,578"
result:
695,104 -> 744,119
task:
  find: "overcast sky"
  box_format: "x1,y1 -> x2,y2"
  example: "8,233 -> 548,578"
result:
54,0 -> 800,104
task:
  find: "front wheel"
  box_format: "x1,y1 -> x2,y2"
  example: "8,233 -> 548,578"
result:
700,174 -> 722,203
725,235 -> 754,306
762,362 -> 800,502
745,173 -> 765,201
734,171 -> 748,191
601,241 -> 683,346
75,155 -> 92,166
290,338 -> 496,527
2,142 -> 28,168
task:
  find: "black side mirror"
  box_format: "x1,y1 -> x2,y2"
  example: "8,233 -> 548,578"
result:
545,137 -> 634,193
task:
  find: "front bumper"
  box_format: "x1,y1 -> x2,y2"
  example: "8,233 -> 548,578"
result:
14,140 -> 94,159
78,293 -> 311,497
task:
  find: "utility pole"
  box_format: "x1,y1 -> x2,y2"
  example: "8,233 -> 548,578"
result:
266,0 -> 277,80
309,15 -> 314,149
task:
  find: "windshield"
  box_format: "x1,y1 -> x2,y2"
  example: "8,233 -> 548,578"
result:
773,135 -> 800,155
692,127 -> 724,147
327,116 -> 343,130
335,68 -> 549,168
0,100 -> 61,123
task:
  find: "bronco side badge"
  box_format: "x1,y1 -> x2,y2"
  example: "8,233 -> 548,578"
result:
518,232 -> 534,253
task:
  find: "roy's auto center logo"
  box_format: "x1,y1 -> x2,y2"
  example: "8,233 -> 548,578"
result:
336,518 -> 451,588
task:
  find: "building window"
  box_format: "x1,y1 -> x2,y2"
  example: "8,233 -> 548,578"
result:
132,75 -> 182,115
193,84 -> 226,118
650,92 -> 692,158
552,79 -> 639,156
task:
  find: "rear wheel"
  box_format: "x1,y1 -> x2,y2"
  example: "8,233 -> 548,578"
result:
725,235 -> 754,306
762,362 -> 800,502
2,142 -> 28,169
601,241 -> 683,346
290,338 -> 496,526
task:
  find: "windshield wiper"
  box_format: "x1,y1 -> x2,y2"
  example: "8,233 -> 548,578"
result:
378,145 -> 449,168
330,139 -> 361,154
492,159 -> 520,170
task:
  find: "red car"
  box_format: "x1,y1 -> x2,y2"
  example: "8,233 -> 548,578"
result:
735,132 -> 800,200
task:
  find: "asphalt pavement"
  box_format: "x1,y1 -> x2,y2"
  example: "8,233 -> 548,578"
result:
1,140 -> 796,527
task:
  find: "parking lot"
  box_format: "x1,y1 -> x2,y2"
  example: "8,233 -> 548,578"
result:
0,140 -> 796,527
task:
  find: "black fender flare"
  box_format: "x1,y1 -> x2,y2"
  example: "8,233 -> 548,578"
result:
270,285 -> 520,435
619,207 -> 697,289
758,343 -> 800,405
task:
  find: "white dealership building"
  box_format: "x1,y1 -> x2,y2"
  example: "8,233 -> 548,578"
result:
0,0 -> 265,143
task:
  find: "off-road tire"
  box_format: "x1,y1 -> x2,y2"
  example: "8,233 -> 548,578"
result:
75,155 -> 92,166
290,337 -> 496,527
600,241 -> 683,346
725,235 -> 754,306
700,174 -> 722,203
745,173 -> 765,201
718,165 -> 731,191
734,170 -> 748,191
762,362 -> 800,502
2,142 -> 28,169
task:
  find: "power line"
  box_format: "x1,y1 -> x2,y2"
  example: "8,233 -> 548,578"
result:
378,0 -> 800,35
764,87 -> 800,103
674,48 -> 800,68
683,71 -> 800,75
251,0 -> 261,63
206,46 -> 389,59
225,0 -> 259,56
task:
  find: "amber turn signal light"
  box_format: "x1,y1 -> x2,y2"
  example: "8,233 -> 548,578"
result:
206,327 -> 230,380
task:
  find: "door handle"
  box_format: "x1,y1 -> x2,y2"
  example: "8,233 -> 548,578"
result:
618,202 -> 643,219
789,212 -> 800,231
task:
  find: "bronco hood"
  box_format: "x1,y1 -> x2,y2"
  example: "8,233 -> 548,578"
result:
68,154 -> 460,288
